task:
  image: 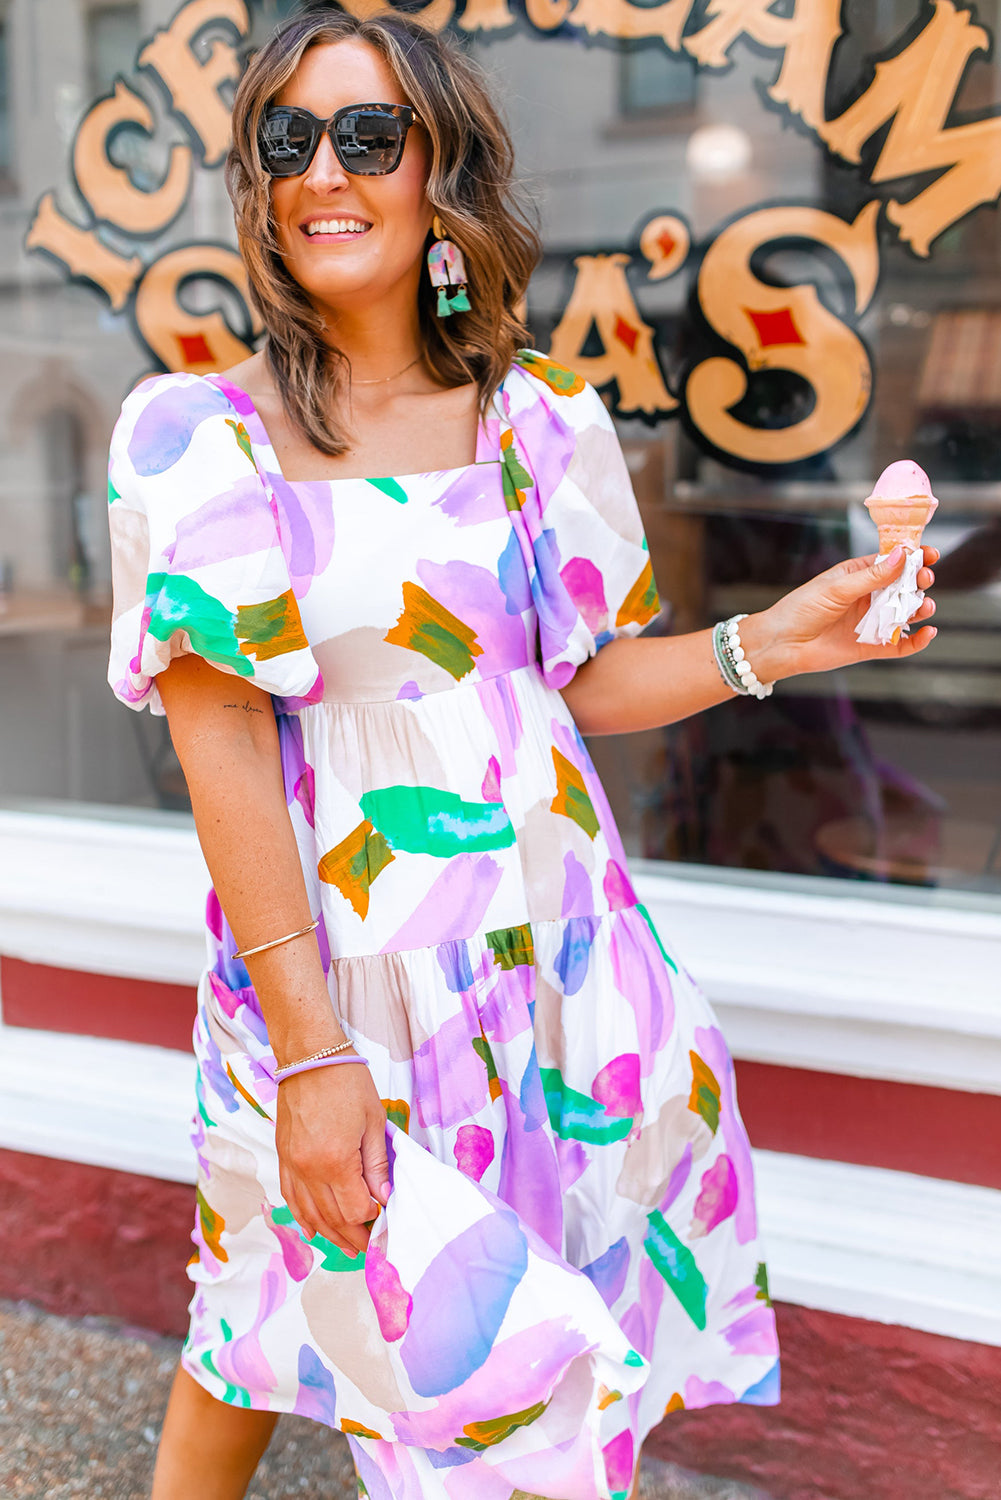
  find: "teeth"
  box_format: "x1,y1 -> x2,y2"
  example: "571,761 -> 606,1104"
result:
306,219 -> 368,235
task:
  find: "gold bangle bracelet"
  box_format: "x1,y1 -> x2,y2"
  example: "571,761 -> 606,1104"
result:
231,917 -> 320,962
273,1039 -> 354,1076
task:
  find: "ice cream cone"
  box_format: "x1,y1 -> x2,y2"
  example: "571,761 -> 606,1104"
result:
864,460 -> 938,555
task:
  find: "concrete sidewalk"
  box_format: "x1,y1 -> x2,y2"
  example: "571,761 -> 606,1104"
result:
1,1299 -> 770,1499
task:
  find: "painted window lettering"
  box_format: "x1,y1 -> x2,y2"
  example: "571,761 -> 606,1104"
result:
25,0 -> 1001,468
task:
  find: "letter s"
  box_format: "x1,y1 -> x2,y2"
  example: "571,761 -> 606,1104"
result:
686,202 -> 880,465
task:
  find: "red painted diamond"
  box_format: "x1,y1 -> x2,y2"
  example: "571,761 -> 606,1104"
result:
178,332 -> 214,365
744,306 -> 805,349
614,316 -> 639,353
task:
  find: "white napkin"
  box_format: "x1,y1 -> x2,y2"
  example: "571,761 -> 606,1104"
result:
855,547 -> 924,646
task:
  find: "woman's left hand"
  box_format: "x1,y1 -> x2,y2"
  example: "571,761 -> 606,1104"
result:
745,544 -> 940,682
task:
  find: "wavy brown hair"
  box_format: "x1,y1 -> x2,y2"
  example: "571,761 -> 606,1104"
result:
226,5 -> 541,455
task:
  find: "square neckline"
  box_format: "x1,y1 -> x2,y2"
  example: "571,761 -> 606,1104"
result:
206,372 -> 501,488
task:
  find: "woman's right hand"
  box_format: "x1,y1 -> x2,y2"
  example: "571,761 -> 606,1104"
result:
275,1060 -> 391,1257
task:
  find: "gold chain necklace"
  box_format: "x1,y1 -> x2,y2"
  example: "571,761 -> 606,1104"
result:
351,353 -> 423,386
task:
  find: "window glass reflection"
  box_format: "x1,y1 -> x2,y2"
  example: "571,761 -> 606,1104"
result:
0,0 -> 998,903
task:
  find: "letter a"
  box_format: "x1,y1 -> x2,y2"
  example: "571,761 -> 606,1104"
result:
549,254 -> 676,417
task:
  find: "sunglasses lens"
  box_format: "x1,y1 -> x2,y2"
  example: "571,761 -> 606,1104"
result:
333,109 -> 405,174
260,109 -> 316,176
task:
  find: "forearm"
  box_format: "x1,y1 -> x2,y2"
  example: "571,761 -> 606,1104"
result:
160,661 -> 343,1064
561,613 -> 785,736
561,542 -> 939,736
182,739 -> 344,1061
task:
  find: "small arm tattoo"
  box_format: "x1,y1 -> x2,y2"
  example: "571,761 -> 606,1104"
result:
222,701 -> 265,715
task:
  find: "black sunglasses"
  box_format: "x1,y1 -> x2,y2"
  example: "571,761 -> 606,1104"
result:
259,102 -> 421,178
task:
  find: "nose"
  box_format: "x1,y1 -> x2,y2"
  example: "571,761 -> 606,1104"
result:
302,129 -> 349,193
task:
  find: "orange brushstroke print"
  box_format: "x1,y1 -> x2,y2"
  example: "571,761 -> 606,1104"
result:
225,417 -> 254,466
514,350 -> 586,397
616,557 -> 659,630
688,1051 -> 722,1135
196,1186 -> 228,1263
236,589 -> 310,662
225,1061 -> 271,1120
384,581 -> 483,680
550,747 -> 600,839
382,1098 -> 411,1133
457,1398 -> 551,1450
486,922 -> 535,969
500,427 -> 533,512
318,820 -> 395,918
472,1025 -> 504,1102
341,1419 -> 384,1440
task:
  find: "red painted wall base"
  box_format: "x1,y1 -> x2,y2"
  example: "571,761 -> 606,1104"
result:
649,1303 -> 1001,1500
2,1147 -> 999,1499
0,955 -> 197,1052
0,1148 -> 194,1336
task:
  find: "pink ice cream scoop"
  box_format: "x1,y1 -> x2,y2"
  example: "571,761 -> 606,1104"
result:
864,461 -> 939,554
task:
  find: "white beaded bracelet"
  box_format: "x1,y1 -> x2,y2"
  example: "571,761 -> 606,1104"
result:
718,613 -> 774,700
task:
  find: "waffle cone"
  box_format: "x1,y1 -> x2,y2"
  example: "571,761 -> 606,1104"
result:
864,474 -> 938,554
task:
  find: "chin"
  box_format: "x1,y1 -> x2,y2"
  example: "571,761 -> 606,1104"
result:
303,273 -> 389,308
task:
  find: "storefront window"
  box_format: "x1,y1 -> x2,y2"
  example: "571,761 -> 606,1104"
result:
2,0 -> 1000,900
86,3 -> 141,99
618,44 -> 697,119
0,7 -> 12,183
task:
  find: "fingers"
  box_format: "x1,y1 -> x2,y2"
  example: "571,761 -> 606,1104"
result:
286,1180 -> 323,1245
360,1121 -> 392,1208
901,623 -> 937,655
331,1168 -> 382,1248
280,1158 -> 377,1258
872,545 -> 907,581
314,1181 -> 370,1257
827,547 -> 907,607
918,544 -> 937,591
287,1178 -> 372,1258
904,595 -> 937,650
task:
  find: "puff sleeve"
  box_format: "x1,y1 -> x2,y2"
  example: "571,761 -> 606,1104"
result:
498,351 -> 661,690
107,373 -> 324,716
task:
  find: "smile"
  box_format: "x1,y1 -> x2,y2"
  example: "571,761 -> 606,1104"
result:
302,218 -> 371,237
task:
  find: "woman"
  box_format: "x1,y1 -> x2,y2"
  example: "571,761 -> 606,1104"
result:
106,8 -> 937,1499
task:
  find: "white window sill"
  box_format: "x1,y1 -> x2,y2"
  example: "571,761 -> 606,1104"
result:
0,807 -> 999,1094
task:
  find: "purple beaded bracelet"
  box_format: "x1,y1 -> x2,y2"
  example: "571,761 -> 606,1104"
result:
273,1055 -> 370,1083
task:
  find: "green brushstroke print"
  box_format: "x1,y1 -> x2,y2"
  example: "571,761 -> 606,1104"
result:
360,785 -> 515,857
486,923 -> 535,970
644,1209 -> 708,1329
368,477 -> 408,505
540,1066 -> 634,1145
145,571 -> 250,675
271,1205 -> 364,1273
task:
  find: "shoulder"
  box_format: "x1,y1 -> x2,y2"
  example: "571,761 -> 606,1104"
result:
216,353 -> 262,390
111,371 -> 247,482
501,349 -> 612,435
511,349 -> 589,399
116,369 -> 234,428
499,352 -> 636,520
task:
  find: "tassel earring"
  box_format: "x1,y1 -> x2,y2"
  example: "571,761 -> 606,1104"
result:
427,214 -> 471,318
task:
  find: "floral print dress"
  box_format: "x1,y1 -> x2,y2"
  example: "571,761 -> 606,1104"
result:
107,351 -> 779,1500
